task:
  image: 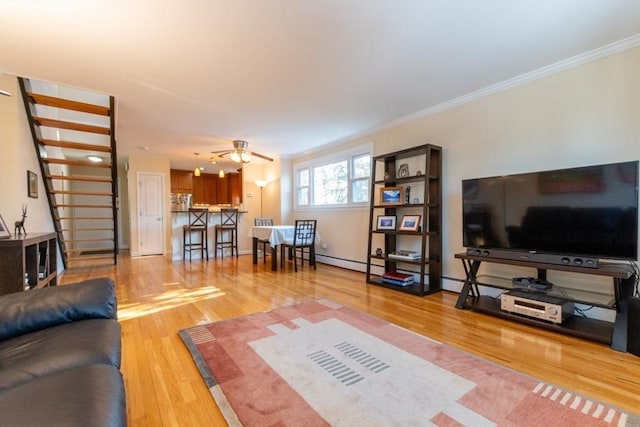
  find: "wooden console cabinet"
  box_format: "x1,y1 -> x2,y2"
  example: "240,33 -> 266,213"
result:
454,252 -> 637,351
0,232 -> 57,295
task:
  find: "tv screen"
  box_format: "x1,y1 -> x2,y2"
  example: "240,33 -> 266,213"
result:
462,161 -> 639,261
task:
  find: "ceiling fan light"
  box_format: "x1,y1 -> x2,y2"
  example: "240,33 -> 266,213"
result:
230,151 -> 241,163
240,151 -> 251,163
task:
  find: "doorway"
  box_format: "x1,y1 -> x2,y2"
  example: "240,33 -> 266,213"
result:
137,172 -> 164,256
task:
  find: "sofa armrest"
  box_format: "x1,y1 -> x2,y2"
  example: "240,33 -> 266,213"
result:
0,278 -> 117,341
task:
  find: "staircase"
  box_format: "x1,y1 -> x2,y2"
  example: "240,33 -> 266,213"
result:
18,78 -> 118,268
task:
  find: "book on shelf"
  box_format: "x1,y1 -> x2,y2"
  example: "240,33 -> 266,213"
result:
382,271 -> 414,282
388,250 -> 421,261
381,277 -> 414,287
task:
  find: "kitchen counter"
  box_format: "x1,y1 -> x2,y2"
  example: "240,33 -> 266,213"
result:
170,208 -> 248,260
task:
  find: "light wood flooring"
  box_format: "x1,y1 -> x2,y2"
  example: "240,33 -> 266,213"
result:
60,253 -> 640,426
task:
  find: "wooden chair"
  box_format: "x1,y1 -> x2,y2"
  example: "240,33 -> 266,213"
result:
254,217 -> 274,262
280,219 -> 317,272
183,208 -> 209,262
214,208 -> 238,258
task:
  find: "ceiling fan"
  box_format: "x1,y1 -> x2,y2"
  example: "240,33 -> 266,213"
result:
211,140 -> 274,163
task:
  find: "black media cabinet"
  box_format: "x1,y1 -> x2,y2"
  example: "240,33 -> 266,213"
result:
454,253 -> 637,351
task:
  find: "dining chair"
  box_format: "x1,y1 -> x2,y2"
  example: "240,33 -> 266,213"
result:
214,208 -> 238,258
183,208 -> 209,262
281,219 -> 317,272
254,217 -> 274,262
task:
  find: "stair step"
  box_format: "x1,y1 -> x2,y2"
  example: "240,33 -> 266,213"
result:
55,204 -> 113,209
27,92 -> 110,116
48,174 -> 112,183
67,254 -> 116,262
61,227 -> 114,232
52,190 -> 113,196
67,247 -> 114,254
33,117 -> 110,135
39,138 -> 111,152
44,158 -> 111,168
65,238 -> 114,243
58,216 -> 113,220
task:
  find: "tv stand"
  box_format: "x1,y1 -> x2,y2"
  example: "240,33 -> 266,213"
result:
454,253 -> 637,351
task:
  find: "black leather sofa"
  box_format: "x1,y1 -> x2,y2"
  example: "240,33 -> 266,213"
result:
0,278 -> 126,426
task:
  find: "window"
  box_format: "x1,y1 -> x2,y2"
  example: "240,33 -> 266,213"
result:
295,144 -> 371,209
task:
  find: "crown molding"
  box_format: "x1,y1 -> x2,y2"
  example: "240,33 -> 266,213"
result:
391,34 -> 640,127
324,34 -> 640,149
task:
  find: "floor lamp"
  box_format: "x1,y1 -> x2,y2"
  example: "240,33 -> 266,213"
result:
255,180 -> 269,217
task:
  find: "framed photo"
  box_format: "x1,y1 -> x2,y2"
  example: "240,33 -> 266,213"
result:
27,170 -> 38,198
0,214 -> 10,239
376,215 -> 396,231
379,187 -> 404,205
399,215 -> 421,232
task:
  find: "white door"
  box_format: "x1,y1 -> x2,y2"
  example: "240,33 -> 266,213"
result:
138,172 -> 164,255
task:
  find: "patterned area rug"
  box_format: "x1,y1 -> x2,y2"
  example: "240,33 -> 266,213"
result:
179,299 -> 639,426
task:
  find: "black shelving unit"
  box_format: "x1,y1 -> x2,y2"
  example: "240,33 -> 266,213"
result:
366,144 -> 442,296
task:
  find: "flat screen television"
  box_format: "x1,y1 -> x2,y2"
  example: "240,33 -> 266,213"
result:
462,161 -> 639,263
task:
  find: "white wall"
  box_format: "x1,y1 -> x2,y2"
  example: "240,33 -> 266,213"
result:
0,75 -> 56,235
288,47 -> 640,298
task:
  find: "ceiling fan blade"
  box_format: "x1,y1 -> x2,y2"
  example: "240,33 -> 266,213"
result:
211,150 -> 233,157
251,151 -> 274,162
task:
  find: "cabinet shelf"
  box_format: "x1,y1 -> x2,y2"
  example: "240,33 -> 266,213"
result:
366,144 -> 442,296
0,232 -> 58,295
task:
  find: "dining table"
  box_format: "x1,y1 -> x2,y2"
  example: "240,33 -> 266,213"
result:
248,225 -> 296,271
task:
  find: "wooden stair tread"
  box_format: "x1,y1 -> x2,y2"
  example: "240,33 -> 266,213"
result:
39,138 -> 111,152
55,204 -> 113,208
27,92 -> 110,116
67,254 -> 115,261
33,117 -> 110,135
65,238 -> 114,243
61,228 -> 114,232
48,174 -> 112,183
44,158 -> 111,168
58,216 -> 113,220
52,190 -> 113,196
67,248 -> 115,254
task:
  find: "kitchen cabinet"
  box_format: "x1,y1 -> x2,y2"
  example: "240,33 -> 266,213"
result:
170,169 -> 193,193
189,170 -> 242,205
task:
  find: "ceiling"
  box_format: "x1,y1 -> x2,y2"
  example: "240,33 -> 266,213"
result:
1,1 -> 639,171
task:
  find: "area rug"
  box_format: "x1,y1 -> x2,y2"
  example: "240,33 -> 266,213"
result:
179,299 -> 639,426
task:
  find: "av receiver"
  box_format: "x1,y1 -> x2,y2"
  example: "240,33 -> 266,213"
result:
500,290 -> 574,324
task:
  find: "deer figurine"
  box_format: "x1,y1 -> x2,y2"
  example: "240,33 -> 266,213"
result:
14,205 -> 27,236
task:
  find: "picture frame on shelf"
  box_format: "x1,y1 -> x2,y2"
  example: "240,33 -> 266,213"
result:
379,187 -> 404,205
27,170 -> 38,198
376,215 -> 396,231
399,214 -> 421,232
397,163 -> 410,178
0,214 -> 10,239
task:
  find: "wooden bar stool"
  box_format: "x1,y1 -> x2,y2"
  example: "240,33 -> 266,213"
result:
183,208 -> 209,262
214,208 -> 238,258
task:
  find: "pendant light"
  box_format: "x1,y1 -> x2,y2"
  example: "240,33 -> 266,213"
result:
219,169 -> 225,178
193,153 -> 201,176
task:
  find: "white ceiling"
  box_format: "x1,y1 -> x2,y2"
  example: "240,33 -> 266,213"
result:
1,1 -> 639,171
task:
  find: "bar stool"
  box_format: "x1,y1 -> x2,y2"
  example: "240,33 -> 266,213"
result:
183,208 -> 209,262
214,208 -> 238,258
254,217 -> 274,262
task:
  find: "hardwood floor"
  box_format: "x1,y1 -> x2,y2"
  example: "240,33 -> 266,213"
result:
60,253 -> 640,426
